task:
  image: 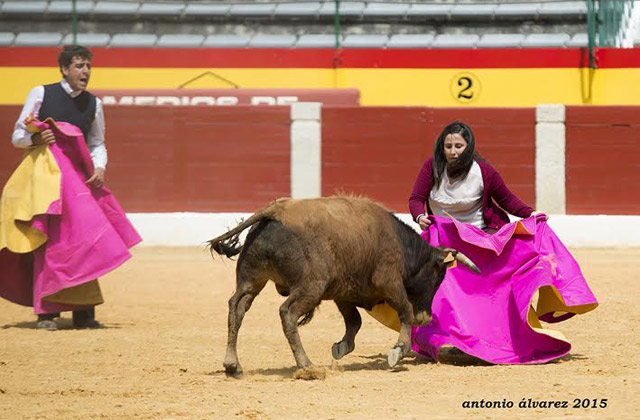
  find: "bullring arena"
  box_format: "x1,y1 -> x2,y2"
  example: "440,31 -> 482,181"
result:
2,0 -> 640,419
1,247 -> 639,419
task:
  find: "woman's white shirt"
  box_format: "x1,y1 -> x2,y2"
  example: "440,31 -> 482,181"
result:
429,160 -> 485,228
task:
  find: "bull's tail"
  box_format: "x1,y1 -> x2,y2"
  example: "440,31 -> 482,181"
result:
209,231 -> 243,258
206,198 -> 289,259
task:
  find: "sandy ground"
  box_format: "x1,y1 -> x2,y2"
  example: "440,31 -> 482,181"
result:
1,247 -> 639,420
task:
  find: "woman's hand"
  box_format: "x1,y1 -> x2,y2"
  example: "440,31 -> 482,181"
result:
417,214 -> 432,230
531,210 -> 549,221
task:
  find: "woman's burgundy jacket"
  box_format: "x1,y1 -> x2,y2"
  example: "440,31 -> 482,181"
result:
409,158 -> 534,230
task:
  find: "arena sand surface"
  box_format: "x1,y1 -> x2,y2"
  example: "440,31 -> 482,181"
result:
1,247 -> 639,420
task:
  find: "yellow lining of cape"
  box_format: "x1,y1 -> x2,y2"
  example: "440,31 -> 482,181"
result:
367,303 -> 402,332
535,285 -> 599,317
43,280 -> 104,306
367,284 -> 599,340
1,123 -> 104,306
0,145 -> 61,253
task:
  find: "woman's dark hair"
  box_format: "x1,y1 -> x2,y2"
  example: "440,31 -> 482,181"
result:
432,121 -> 482,187
58,45 -> 93,70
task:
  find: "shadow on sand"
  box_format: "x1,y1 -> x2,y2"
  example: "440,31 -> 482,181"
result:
1,318 -> 117,330
205,351 -> 440,379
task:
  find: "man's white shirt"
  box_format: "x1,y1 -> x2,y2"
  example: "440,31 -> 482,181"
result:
11,79 -> 108,169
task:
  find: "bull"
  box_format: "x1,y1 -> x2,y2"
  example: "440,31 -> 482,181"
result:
207,196 -> 478,378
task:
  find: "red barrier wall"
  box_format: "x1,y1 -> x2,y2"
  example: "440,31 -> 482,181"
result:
321,107 -> 431,211
2,104 -> 638,215
566,106 -> 640,215
0,105 -> 291,212
322,107 -> 535,212
0,108 -> 23,187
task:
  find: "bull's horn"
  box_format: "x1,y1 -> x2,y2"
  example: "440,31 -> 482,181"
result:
453,251 -> 480,273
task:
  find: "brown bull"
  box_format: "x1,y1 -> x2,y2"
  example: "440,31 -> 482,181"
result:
207,196 -> 478,377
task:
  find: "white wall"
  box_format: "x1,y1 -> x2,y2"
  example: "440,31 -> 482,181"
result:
129,212 -> 640,248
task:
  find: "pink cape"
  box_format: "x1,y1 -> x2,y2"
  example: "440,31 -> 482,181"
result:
412,214 -> 598,364
0,119 -> 141,314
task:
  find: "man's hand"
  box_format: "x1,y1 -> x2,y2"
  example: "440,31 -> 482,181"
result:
31,129 -> 56,145
86,167 -> 105,188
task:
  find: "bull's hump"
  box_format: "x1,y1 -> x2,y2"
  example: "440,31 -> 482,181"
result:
274,197 -> 386,228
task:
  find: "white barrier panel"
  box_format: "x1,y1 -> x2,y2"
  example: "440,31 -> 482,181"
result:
545,215 -> 640,248
535,104 -> 566,214
128,213 -> 640,248
290,102 -> 322,198
127,213 -> 252,247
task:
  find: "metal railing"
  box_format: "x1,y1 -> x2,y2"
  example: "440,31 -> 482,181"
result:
587,0 -> 637,67
60,0 -> 638,55
595,0 -> 635,47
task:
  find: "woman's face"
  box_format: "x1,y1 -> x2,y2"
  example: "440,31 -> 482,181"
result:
443,133 -> 468,164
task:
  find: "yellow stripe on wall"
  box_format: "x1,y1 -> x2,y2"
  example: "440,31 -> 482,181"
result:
592,68 -> 640,105
1,67 -> 639,106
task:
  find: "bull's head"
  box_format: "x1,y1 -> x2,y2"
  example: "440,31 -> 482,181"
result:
406,247 -> 480,326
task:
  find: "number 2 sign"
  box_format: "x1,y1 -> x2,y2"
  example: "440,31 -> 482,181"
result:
450,72 -> 481,104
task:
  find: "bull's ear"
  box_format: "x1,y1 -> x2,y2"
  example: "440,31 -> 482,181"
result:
443,252 -> 457,269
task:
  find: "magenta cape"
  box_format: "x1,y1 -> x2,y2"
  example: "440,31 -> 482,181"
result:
0,119 -> 141,314
412,214 -> 598,364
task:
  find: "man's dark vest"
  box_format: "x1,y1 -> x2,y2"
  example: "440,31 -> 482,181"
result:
38,83 -> 97,139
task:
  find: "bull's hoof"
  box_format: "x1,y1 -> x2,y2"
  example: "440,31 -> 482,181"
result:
387,345 -> 405,368
223,362 -> 243,376
331,341 -> 353,360
414,311 -> 432,326
293,366 -> 327,380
